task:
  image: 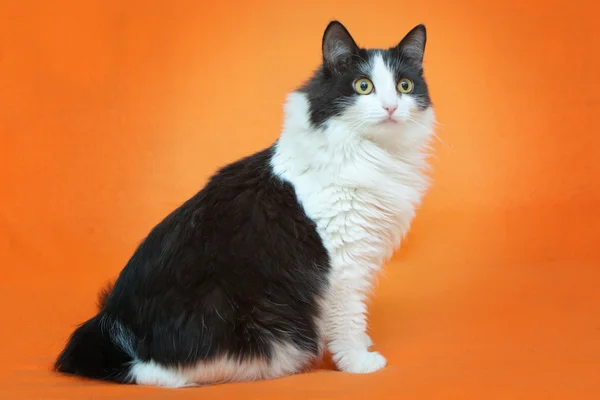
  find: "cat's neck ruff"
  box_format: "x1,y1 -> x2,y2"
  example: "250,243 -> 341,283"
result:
272,91 -> 436,264
272,91 -> 435,196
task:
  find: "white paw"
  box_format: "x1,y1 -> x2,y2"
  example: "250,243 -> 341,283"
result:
334,350 -> 387,374
361,332 -> 374,348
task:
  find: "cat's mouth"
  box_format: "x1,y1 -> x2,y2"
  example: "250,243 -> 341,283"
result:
378,117 -> 399,125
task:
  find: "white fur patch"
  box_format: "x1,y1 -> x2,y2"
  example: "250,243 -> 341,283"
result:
271,55 -> 435,373
129,341 -> 313,388
130,361 -> 192,388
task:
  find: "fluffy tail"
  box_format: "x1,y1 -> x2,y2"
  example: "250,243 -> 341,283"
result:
54,314 -> 135,383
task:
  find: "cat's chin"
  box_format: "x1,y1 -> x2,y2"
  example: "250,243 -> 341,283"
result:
362,126 -> 403,146
370,119 -> 405,133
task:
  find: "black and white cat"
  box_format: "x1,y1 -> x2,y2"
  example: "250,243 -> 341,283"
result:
55,20 -> 435,387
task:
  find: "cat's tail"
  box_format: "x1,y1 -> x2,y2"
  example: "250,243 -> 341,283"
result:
54,313 -> 135,384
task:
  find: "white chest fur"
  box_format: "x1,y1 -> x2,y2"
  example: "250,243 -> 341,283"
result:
271,93 -> 433,277
274,155 -> 420,277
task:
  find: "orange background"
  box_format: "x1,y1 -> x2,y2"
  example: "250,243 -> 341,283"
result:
1,0 -> 599,398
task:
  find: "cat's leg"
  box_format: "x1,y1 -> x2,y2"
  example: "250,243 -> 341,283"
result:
361,331 -> 374,349
325,272 -> 386,373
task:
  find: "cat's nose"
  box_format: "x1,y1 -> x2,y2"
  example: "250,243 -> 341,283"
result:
383,105 -> 397,115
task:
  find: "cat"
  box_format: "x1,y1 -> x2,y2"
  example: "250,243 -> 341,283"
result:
54,20 -> 435,387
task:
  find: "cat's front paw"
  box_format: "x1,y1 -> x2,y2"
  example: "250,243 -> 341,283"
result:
333,350 -> 387,374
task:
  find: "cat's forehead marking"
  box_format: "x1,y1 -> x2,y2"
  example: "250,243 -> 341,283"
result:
370,53 -> 397,103
370,53 -> 395,86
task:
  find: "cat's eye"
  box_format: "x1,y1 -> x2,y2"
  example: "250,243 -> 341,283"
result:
354,78 -> 374,95
397,78 -> 414,94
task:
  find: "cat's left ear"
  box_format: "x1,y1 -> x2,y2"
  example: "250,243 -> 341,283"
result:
396,24 -> 427,63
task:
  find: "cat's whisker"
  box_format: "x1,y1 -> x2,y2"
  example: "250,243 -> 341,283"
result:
405,116 -> 450,150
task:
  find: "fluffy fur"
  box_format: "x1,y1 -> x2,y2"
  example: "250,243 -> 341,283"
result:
54,20 -> 436,387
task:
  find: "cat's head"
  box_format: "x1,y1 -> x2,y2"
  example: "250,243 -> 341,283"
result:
297,21 -> 434,147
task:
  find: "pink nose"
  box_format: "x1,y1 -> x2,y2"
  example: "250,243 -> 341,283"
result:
383,105 -> 397,115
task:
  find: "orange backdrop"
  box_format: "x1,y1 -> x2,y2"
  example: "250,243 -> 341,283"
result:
1,0 -> 599,398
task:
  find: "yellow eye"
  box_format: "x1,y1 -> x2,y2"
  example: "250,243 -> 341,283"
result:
397,78 -> 414,94
354,78 -> 374,95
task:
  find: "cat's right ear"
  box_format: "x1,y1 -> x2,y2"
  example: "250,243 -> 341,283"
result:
395,24 -> 427,63
322,21 -> 359,72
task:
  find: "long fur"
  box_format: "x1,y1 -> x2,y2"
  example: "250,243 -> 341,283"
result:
96,281 -> 114,310
54,20 -> 436,386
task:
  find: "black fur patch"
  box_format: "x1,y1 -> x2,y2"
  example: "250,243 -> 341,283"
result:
55,148 -> 330,382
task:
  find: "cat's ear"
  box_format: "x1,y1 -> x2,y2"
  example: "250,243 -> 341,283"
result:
396,24 -> 427,63
322,21 -> 359,71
